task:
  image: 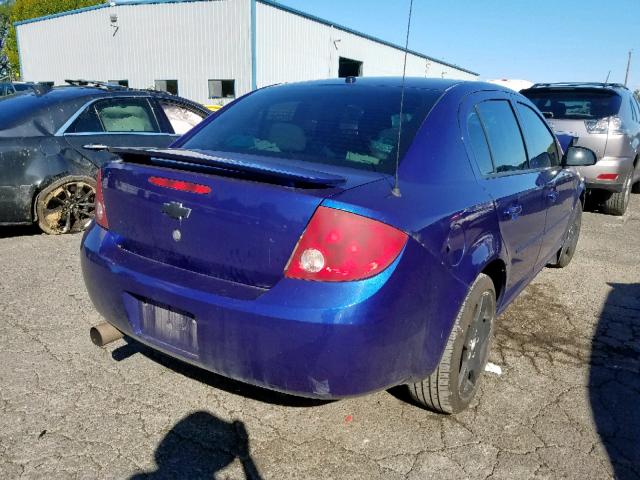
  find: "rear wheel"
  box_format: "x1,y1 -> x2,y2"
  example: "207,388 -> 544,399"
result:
408,273 -> 496,414
549,201 -> 582,268
631,158 -> 640,193
36,176 -> 96,235
601,174 -> 631,216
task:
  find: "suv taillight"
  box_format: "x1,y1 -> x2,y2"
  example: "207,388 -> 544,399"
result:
95,169 -> 108,229
585,115 -> 625,135
284,206 -> 408,282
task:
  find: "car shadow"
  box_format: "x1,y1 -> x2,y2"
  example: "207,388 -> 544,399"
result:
0,224 -> 41,238
589,282 -> 640,479
112,338 -> 331,408
130,411 -> 263,480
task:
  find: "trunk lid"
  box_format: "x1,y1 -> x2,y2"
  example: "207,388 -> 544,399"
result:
102,149 -> 384,288
546,118 -> 607,158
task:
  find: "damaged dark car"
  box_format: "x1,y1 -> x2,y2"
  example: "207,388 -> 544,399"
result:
0,81 -> 209,234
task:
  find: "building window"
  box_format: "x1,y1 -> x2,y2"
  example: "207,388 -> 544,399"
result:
338,57 -> 363,77
208,79 -> 235,99
109,80 -> 129,87
155,79 -> 178,95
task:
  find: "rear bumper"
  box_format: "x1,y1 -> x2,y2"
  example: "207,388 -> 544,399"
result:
81,225 -> 465,399
572,156 -> 634,192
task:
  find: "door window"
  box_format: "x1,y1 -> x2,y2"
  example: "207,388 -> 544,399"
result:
159,101 -> 206,135
476,100 -> 528,174
515,103 -> 560,168
466,110 -> 494,175
67,98 -> 160,133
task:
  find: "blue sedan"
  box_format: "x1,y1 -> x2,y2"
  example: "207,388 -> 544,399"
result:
81,78 -> 595,413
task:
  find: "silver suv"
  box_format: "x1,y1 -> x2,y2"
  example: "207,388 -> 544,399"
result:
521,82 -> 640,215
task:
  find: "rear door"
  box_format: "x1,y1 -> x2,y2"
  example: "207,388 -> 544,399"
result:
463,95 -> 547,298
514,101 -> 577,266
62,96 -> 179,166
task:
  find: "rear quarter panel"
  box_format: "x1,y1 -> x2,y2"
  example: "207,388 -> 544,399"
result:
0,136 -> 97,223
324,84 -> 508,376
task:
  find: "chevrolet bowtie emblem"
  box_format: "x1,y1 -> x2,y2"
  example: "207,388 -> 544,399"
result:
161,202 -> 191,220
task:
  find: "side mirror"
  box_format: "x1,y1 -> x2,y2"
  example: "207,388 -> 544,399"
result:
563,146 -> 597,167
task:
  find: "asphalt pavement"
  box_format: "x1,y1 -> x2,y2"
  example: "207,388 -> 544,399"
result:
1,196 -> 639,479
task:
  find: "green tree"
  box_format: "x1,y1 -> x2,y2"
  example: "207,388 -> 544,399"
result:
4,0 -> 102,79
0,3 -> 13,78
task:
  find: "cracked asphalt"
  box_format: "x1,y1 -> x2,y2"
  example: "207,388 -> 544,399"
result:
1,196 -> 639,479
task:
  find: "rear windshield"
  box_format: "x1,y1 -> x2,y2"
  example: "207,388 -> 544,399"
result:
181,84 -> 443,174
522,89 -> 621,119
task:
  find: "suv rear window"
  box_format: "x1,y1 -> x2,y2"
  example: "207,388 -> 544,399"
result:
522,89 -> 621,120
181,84 -> 443,174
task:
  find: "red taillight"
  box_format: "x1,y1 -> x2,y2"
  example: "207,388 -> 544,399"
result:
285,206 -> 408,282
596,173 -> 619,181
95,169 -> 108,229
149,176 -> 211,194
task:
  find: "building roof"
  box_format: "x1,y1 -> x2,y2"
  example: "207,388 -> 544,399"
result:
15,0 -> 479,77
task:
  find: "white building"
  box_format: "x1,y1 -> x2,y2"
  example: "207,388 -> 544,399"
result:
15,0 -> 478,105
487,79 -> 533,92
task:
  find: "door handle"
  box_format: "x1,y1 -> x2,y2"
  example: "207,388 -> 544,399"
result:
83,144 -> 109,151
546,189 -> 559,203
503,204 -> 523,220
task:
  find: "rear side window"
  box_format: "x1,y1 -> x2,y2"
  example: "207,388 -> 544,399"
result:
630,97 -> 639,122
466,110 -> 494,175
522,90 -> 621,120
180,85 -> 443,174
476,101 -> 528,173
13,84 -> 33,92
68,98 -> 160,133
159,101 -> 205,135
66,105 -> 102,133
0,83 -> 14,96
515,103 -> 559,168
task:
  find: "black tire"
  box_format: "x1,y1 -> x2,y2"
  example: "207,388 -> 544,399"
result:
35,175 -> 96,235
407,273 -> 496,414
602,174 -> 631,216
631,158 -> 640,193
549,201 -> 582,269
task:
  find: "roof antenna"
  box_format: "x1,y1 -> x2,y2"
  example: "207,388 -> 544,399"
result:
391,0 -> 414,198
604,70 -> 611,84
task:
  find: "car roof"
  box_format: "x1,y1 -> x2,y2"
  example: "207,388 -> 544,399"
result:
523,82 -> 629,93
2,84 -> 207,108
269,76 -> 462,91
265,77 -> 526,100
23,85 -> 154,101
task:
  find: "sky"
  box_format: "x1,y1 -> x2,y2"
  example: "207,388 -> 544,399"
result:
276,0 -> 640,91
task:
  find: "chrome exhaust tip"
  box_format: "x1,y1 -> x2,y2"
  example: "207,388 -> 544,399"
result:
90,322 -> 124,347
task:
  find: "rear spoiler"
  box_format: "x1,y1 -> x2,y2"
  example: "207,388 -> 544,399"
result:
108,147 -> 346,188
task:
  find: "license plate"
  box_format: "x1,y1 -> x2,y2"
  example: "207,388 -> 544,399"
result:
139,301 -> 198,355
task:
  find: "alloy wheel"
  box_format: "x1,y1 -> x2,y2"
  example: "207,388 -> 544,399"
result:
458,290 -> 495,400
40,181 -> 96,234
